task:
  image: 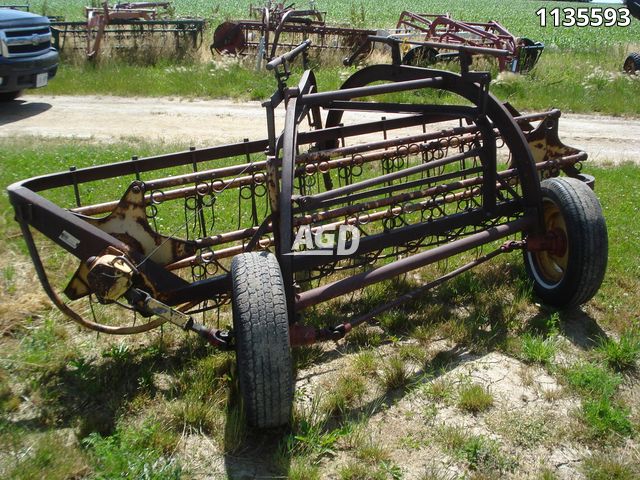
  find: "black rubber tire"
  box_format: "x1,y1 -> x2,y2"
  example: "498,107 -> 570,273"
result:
0,91 -> 22,102
524,177 -> 608,308
402,46 -> 438,68
626,0 -> 640,21
623,52 -> 640,74
231,251 -> 293,428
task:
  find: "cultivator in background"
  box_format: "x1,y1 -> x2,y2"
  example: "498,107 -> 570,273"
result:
50,2 -> 205,59
624,0 -> 640,74
385,11 -> 543,73
211,1 -> 376,67
9,39 -> 607,429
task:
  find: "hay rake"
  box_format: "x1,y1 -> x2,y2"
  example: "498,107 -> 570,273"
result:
9,39 -> 607,428
211,1 -> 376,67
50,2 -> 204,59
387,11 -> 544,73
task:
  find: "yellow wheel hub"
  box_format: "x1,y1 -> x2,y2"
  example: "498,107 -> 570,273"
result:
532,198 -> 569,284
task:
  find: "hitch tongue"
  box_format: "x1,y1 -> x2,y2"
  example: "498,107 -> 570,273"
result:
125,288 -> 233,349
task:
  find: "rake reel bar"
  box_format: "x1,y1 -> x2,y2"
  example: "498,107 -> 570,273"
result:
392,11 -> 544,73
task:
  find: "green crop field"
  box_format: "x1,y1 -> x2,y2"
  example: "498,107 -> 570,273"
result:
31,0 -> 639,49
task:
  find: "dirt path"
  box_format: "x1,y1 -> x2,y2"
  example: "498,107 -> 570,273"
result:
1,95 -> 638,164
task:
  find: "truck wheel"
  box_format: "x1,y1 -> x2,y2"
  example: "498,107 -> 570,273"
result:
231,252 -> 293,428
524,177 -> 607,308
623,52 -> 640,74
0,91 -> 22,102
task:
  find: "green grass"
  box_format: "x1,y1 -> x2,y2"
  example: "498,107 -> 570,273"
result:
563,362 -> 634,440
4,431 -> 89,480
490,411 -> 554,448
322,371 -> 367,416
353,350 -> 379,376
581,398 -> 634,439
457,384 -> 494,414
423,378 -> 454,403
437,426 -> 517,474
596,330 -> 640,371
582,454 -> 639,480
339,437 -> 402,480
565,363 -> 622,398
35,46 -> 640,116
519,333 -> 557,365
20,0 -> 640,116
379,355 -> 410,391
589,166 -> 640,330
280,404 -> 351,463
27,0 -> 640,49
1,145 -> 640,477
82,420 -> 181,479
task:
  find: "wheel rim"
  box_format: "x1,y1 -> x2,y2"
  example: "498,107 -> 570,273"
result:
530,198 -> 569,286
624,57 -> 636,74
213,22 -> 245,55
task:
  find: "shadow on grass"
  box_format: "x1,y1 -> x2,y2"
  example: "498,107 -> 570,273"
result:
290,342 -> 477,462
523,307 -> 608,349
9,339 -> 213,437
5,257 -> 610,478
223,423 -> 290,479
559,309 -> 609,349
223,383 -> 291,478
338,343 -> 475,422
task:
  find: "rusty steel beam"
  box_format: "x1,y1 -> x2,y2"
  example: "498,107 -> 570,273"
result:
294,216 -> 534,311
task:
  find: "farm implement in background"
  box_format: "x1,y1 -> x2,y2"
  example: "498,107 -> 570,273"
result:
211,1 -> 376,67
384,11 -> 544,73
50,2 -> 204,59
623,0 -> 640,73
9,39 -> 607,429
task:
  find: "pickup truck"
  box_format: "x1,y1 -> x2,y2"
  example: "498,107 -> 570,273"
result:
0,7 -> 58,101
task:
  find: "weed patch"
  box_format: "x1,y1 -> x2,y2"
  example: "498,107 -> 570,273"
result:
437,426 -> 516,474
582,453 -> 639,480
83,419 -> 180,479
581,398 -> 633,439
596,330 -> 640,372
3,431 -> 88,480
380,355 -> 410,391
323,372 -> 367,416
565,363 -> 622,399
457,384 -> 494,414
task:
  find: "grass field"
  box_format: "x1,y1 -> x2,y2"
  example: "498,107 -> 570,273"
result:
25,0 -> 640,115
42,46 -> 640,115
0,133 -> 639,478
29,0 -> 640,49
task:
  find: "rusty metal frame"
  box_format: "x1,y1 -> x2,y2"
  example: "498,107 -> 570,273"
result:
50,2 -> 205,58
393,11 -> 544,73
211,2 -> 376,64
8,40 -> 590,347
